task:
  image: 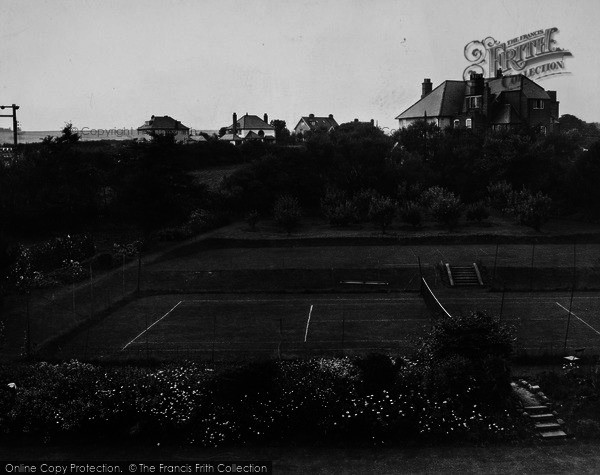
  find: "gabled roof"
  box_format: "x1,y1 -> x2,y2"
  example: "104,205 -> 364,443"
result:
486,75 -> 550,100
219,133 -> 243,142
294,115 -> 339,131
244,131 -> 262,139
228,114 -> 274,130
395,81 -> 466,120
137,115 -> 189,131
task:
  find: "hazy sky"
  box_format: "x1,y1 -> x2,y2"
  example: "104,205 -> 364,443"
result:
2,0 -> 599,131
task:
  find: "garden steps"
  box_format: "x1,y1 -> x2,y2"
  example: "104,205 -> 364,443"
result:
525,405 -> 549,413
540,429 -> 568,439
535,422 -> 562,430
514,380 -> 569,441
529,413 -> 556,421
446,263 -> 484,286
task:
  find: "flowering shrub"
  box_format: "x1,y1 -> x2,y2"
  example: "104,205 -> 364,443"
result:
0,352 -> 526,446
25,235 -> 94,273
321,189 -> 359,227
5,235 -> 95,291
423,186 -> 463,230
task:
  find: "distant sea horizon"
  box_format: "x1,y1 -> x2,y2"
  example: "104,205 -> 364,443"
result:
0,129 -> 219,145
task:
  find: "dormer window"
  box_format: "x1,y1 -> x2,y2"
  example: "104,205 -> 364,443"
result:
466,96 -> 481,109
533,99 -> 544,109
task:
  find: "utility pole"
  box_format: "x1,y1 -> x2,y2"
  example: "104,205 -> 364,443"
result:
0,104 -> 20,147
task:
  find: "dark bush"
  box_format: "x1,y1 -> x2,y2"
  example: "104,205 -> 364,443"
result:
355,353 -> 397,394
321,189 -> 359,226
466,201 -> 490,222
245,210 -> 260,231
368,195 -> 396,233
424,187 -> 463,230
400,201 -> 422,228
273,195 -> 302,234
351,189 -> 378,222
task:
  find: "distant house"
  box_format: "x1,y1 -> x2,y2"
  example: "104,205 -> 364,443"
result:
220,113 -> 275,144
137,115 -> 190,142
395,71 -> 559,134
293,114 -> 338,135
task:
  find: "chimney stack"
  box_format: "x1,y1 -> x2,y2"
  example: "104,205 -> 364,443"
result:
264,113 -> 268,124
354,118 -> 358,123
309,113 -> 315,118
232,112 -> 237,135
370,119 -> 374,125
421,78 -> 432,98
328,114 -> 333,119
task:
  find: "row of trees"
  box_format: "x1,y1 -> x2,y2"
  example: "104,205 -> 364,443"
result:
267,181 -> 552,235
1,116 -> 599,240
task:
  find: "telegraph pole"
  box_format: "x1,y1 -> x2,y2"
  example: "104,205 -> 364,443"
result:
0,104 -> 20,147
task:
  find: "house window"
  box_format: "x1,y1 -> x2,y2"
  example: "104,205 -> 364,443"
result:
466,96 -> 481,109
533,99 -> 545,109
540,126 -> 547,135
453,119 -> 460,128
466,118 -> 472,129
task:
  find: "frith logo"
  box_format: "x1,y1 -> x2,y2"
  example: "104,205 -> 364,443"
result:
463,27 -> 572,81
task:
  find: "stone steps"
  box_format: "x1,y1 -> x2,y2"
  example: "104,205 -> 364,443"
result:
535,422 -> 562,430
517,380 -> 568,441
540,430 -> 568,439
446,263 -> 484,286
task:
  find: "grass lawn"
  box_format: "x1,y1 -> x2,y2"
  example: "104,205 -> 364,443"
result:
2,440 -> 600,473
210,214 -> 600,241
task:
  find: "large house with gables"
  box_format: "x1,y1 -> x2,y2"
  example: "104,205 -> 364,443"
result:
137,115 -> 190,142
293,114 -> 339,136
395,71 -> 559,134
220,113 -> 276,144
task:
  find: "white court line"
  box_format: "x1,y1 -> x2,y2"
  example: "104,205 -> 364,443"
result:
122,300 -> 183,350
556,302 -> 600,337
186,298 -> 422,303
304,304 -> 313,342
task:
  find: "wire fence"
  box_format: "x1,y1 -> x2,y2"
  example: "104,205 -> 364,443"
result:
479,242 -> 600,291
3,240 -> 600,361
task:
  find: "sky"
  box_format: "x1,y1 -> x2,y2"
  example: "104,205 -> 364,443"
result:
1,0 -> 599,131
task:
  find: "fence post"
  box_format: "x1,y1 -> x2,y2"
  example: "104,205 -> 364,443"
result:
341,310 -> 345,355
278,317 -> 282,360
564,242 -> 577,354
499,285 -> 506,321
211,313 -> 216,363
90,264 -> 94,319
492,243 -> 499,283
529,241 -> 536,291
137,252 -> 142,295
25,292 -> 31,358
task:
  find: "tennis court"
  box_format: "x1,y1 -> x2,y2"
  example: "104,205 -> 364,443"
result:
55,293 -> 432,361
53,287 -> 600,361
